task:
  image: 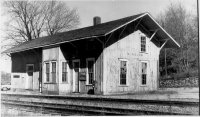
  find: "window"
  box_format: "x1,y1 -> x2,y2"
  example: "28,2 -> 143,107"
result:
120,61 -> 127,85
46,63 -> 50,82
52,62 -> 56,83
26,64 -> 34,76
62,62 -> 68,83
45,61 -> 57,83
87,59 -> 94,85
141,62 -> 147,85
141,36 -> 146,52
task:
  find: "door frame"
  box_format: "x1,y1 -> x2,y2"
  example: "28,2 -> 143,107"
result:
72,59 -> 80,92
86,58 -> 95,85
26,64 -> 34,89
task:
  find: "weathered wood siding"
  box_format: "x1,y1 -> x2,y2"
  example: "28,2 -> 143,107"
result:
58,47 -> 73,94
103,30 -> 160,94
11,73 -> 26,89
11,49 -> 42,90
59,39 -> 103,94
11,49 -> 42,73
42,47 -> 59,94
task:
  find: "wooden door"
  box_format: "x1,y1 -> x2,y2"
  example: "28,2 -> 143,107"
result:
26,64 -> 34,90
73,60 -> 80,92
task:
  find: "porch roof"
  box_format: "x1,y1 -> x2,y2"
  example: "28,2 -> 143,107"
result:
3,12 -> 180,54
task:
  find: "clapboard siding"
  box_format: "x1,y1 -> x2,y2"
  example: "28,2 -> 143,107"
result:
42,47 -> 60,93
103,30 -> 160,94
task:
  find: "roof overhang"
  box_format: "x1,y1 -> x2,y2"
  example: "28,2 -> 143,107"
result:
105,12 -> 180,49
141,13 -> 180,48
2,12 -> 180,54
2,35 -> 104,54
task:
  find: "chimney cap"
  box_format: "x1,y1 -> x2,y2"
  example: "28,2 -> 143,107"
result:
93,16 -> 101,25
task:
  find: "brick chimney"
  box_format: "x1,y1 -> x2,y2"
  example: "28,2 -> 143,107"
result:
93,16 -> 101,25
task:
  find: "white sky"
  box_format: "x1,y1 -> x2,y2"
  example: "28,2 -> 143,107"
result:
0,0 -> 197,73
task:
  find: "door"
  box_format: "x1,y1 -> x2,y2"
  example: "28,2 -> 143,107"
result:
73,60 -> 80,92
26,64 -> 34,90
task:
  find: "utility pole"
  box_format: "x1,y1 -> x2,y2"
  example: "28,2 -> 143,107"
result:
165,48 -> 167,78
197,0 -> 200,115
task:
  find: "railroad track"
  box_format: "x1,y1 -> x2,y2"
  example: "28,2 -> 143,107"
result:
1,93 -> 199,115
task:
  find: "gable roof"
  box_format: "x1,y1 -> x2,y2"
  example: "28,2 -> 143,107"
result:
3,12 -> 180,54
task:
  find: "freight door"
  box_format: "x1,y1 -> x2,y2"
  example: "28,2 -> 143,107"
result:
26,64 -> 34,90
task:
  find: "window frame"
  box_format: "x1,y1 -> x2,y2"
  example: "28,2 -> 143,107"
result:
61,61 -> 69,83
44,61 -> 57,83
51,61 -> 57,83
119,59 -> 128,86
44,62 -> 50,82
26,64 -> 34,77
86,58 -> 95,85
141,61 -> 148,86
140,35 -> 147,53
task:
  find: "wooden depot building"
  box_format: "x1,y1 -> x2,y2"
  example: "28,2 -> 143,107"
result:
3,12 -> 180,95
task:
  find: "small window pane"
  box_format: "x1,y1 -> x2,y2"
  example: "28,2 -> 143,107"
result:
141,62 -> 147,85
52,62 -> 56,72
46,63 -> 50,82
62,62 -> 68,83
141,36 -> 146,52
142,74 -> 146,85
87,60 -> 94,84
52,62 -> 56,83
27,66 -> 34,72
120,61 -> 127,85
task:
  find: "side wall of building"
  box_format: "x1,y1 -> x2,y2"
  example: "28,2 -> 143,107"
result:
42,47 -> 59,94
11,49 -> 42,90
59,40 -> 103,94
103,30 -> 160,95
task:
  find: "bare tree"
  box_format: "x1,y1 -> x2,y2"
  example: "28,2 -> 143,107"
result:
157,2 -> 197,77
2,1 -> 80,49
45,1 -> 79,35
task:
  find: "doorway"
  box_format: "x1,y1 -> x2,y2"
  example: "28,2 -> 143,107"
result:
73,60 -> 80,92
26,64 -> 34,90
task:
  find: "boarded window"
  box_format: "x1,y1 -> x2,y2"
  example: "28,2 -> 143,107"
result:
62,62 -> 68,83
52,62 -> 56,83
141,36 -> 146,52
46,63 -> 50,82
13,75 -> 20,78
120,61 -> 127,85
87,60 -> 94,84
142,62 -> 147,85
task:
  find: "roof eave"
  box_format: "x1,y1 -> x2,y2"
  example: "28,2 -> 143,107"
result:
2,34 -> 105,54
146,13 -> 180,48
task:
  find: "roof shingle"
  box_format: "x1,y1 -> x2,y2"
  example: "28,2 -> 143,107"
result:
3,13 -> 145,53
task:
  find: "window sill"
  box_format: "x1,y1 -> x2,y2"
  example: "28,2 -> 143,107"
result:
44,82 -> 57,84
140,85 -> 147,87
119,85 -> 128,87
60,82 -> 68,84
140,52 -> 148,54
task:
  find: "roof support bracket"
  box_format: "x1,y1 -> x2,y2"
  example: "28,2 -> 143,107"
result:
149,29 -> 158,41
69,42 -> 77,48
134,17 -> 143,31
105,32 -> 114,46
160,39 -> 169,50
118,17 -> 144,39
140,24 -> 150,35
6,53 -> 11,57
119,24 -> 128,39
95,37 -> 104,45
